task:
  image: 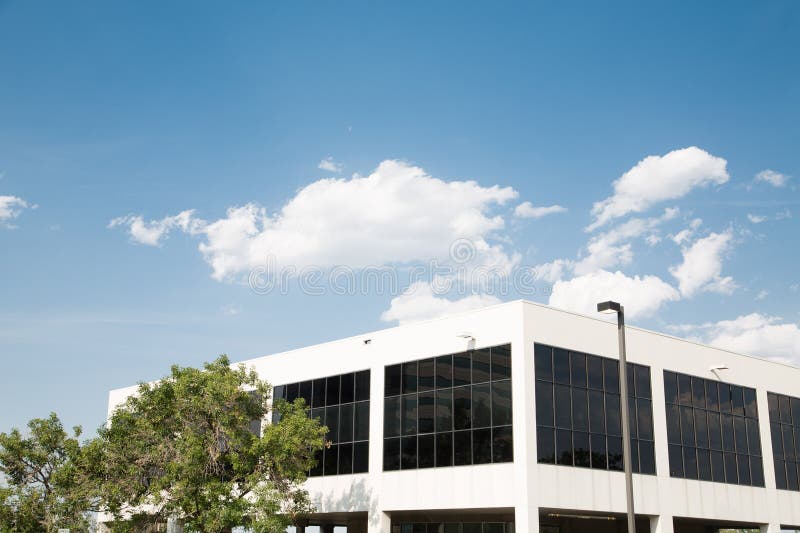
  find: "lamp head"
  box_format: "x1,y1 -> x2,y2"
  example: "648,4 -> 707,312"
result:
597,301 -> 622,314
456,332 -> 475,341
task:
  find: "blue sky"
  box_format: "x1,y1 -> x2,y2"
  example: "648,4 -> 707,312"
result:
0,1 -> 798,435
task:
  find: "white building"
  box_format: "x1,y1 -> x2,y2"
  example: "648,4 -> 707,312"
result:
107,300 -> 800,533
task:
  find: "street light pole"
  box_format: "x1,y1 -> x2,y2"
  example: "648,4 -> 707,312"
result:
598,300 -> 636,533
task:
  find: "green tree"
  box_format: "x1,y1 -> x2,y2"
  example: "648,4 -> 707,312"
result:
89,356 -> 326,533
0,413 -> 91,532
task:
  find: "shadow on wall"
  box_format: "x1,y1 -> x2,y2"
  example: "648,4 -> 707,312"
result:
314,477 -> 377,527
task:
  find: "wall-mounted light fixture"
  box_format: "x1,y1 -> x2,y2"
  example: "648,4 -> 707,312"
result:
456,332 -> 475,341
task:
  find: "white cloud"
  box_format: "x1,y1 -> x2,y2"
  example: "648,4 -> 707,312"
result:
573,208 -> 678,275
221,304 -> 242,316
669,229 -> 736,297
755,169 -> 790,187
775,209 -> 792,220
747,214 -> 767,224
108,210 -> 202,246
380,280 -> 501,325
514,202 -> 567,219
0,195 -> 30,228
755,290 -> 769,301
549,269 -> 680,320
669,218 -> 703,245
111,160 -> 519,280
671,313 -> 800,365
588,147 -> 728,230
531,259 -> 575,283
791,283 -> 799,293
318,157 -> 343,173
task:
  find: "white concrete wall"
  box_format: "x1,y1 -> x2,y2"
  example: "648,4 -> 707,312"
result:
106,300 -> 800,532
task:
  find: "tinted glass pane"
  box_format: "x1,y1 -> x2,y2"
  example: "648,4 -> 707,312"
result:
383,438 -> 400,470
453,353 -> 471,386
604,359 -> 619,393
326,406 -> 339,442
793,398 -> 800,427
572,388 -> 588,431
570,352 -> 587,388
746,418 -> 760,456
418,434 -> 435,468
775,460 -> 788,490
536,382 -> 554,427
743,388 -> 757,418
326,376 -> 340,406
472,349 -> 491,384
591,433 -> 607,469
751,456 -> 764,487
451,386 -> 471,430
491,344 -> 512,380
340,373 -> 355,404
537,427 -> 555,464
273,385 -> 285,401
608,436 -> 623,471
666,404 -> 681,444
402,362 -> 418,394
553,348 -> 570,384
355,370 -> 370,402
708,413 -> 722,450
534,344 -> 553,381
664,372 -> 678,404
677,374 -> 692,406
402,395 -> 418,435
691,377 -> 706,408
436,389 -> 453,432
711,450 -> 724,482
724,452 -> 737,484
556,429 -> 573,466
780,396 -> 793,424
589,390 -> 605,433
722,414 -> 735,452
640,440 -> 656,475
768,393 -> 779,420
324,445 -> 338,475
353,441 -> 369,473
771,422 -> 784,459
694,409 -> 708,449
454,430 -> 472,465
637,399 -> 653,440
737,454 -> 751,485
493,426 -> 513,462
418,391 -> 435,434
436,432 -> 453,467
680,406 -> 695,446
310,448 -> 323,476
683,447 -> 698,479
573,431 -> 590,467
286,383 -> 299,402
669,444 -> 684,477
339,403 -> 354,442
312,378 -> 326,407
697,448 -> 711,481
784,425 -> 796,462
436,354 -> 453,389
492,380 -> 512,426
384,397 -> 400,437
731,386 -> 745,416
555,385 -> 572,429
355,401 -> 370,441
635,366 -> 651,399
734,416 -> 748,454
588,356 -> 603,390
472,383 -> 491,428
338,442 -> 353,475
385,365 -> 401,396
606,393 -> 621,436
706,381 -> 720,411
787,461 -> 799,491
418,359 -> 435,392
473,428 -> 492,464
401,436 -> 417,469
719,385 -> 732,413
299,381 -> 313,405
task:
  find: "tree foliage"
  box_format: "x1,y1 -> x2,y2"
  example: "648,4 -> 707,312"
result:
0,413 -> 91,532
89,355 -> 326,533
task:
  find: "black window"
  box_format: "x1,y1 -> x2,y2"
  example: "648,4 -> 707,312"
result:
767,392 -> 800,492
384,344 -> 513,470
534,343 -> 655,475
276,370 -> 370,477
664,370 -> 763,487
